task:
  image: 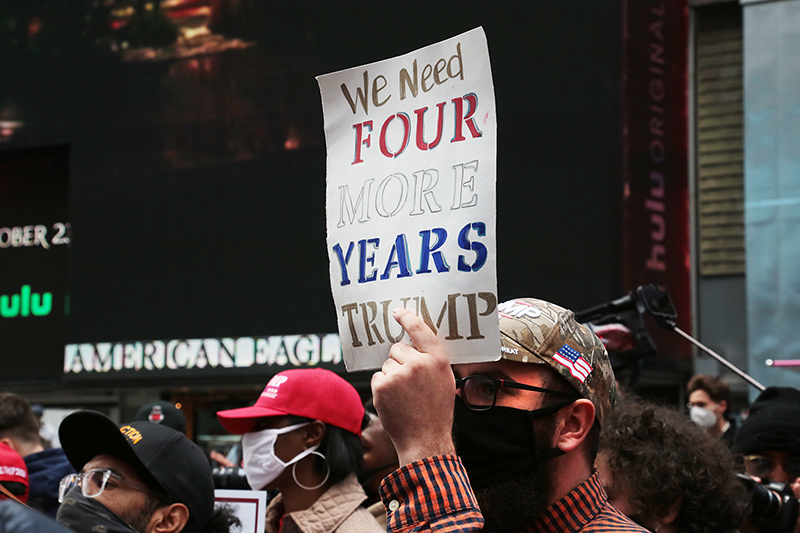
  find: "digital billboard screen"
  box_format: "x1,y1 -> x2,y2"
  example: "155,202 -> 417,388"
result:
0,2 -> 626,382
0,146 -> 70,380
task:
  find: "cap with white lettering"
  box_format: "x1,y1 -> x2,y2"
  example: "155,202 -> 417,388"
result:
497,298 -> 617,426
59,411 -> 214,533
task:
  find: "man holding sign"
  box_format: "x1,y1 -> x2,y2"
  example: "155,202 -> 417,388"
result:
319,29 -> 644,533
372,301 -> 646,533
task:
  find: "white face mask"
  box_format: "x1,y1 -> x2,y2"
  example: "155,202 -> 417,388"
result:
242,422 -> 319,490
689,405 -> 718,429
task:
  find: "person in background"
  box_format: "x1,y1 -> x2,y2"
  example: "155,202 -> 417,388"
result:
133,400 -> 247,487
30,404 -> 58,449
359,401 -> 399,529
686,374 -> 737,444
56,410 -> 239,533
735,387 -> 800,487
597,396 -> 748,533
0,442 -> 29,504
733,386 -> 800,533
134,401 -> 187,434
0,392 -> 74,517
217,368 -> 384,533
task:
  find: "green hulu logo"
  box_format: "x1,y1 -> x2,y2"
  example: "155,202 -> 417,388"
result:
0,285 -> 53,318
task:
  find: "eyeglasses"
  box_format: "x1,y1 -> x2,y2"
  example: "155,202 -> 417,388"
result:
455,375 -> 579,411
58,468 -> 165,503
744,455 -> 800,481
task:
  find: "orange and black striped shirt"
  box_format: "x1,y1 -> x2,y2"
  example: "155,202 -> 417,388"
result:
380,455 -> 647,533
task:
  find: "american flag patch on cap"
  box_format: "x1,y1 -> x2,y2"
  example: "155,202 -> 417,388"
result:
552,344 -> 593,384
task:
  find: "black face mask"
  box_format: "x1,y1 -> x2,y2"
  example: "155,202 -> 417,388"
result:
56,486 -> 142,533
452,395 -> 572,489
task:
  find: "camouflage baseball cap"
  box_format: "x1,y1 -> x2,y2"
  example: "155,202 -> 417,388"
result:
497,298 -> 617,426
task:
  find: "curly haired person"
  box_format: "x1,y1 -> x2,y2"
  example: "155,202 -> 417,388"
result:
597,396 -> 748,533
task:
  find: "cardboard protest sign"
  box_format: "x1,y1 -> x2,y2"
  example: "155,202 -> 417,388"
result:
317,27 -> 499,371
214,490 -> 267,533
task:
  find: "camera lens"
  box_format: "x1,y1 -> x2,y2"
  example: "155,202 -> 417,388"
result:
749,481 -> 784,521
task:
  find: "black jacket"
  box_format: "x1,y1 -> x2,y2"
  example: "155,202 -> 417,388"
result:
0,500 -> 74,533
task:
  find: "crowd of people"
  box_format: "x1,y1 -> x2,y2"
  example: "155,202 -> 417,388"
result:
1,296 -> 800,533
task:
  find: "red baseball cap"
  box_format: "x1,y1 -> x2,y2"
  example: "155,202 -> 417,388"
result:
217,369 -> 364,436
0,442 -> 29,503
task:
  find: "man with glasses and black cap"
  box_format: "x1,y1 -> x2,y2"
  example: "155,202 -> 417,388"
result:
55,411 -> 239,533
734,386 -> 800,533
371,298 -> 647,532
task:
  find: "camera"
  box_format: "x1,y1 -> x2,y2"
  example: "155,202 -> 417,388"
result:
575,285 -> 670,387
212,466 -> 251,490
575,284 -> 677,326
737,474 -> 800,533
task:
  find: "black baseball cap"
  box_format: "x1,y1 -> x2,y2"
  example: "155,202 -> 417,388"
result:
59,411 -> 214,533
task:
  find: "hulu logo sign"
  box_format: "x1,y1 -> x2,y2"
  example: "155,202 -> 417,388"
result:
0,285 -> 53,318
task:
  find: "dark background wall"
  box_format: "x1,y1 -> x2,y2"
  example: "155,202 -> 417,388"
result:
0,0 -> 624,382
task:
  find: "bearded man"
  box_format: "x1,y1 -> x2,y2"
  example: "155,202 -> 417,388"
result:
372,298 -> 647,532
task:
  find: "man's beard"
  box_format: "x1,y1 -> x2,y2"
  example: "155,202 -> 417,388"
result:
122,495 -> 163,532
473,459 -> 552,533
451,397 -> 562,532
469,417 -> 557,533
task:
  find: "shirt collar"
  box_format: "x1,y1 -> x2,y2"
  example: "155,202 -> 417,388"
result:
523,470 -> 607,533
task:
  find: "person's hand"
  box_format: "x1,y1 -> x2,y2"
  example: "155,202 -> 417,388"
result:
209,450 -> 236,468
791,477 -> 800,499
791,477 -> 800,533
371,307 -> 456,466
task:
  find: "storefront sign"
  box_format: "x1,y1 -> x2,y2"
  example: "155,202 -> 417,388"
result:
63,333 -> 343,375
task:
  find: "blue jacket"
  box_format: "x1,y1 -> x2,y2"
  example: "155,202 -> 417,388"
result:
24,448 -> 75,518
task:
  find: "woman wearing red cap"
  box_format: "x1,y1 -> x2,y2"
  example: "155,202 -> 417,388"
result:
217,368 -> 384,533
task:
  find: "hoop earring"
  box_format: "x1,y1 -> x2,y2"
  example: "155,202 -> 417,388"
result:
292,451 -> 330,491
